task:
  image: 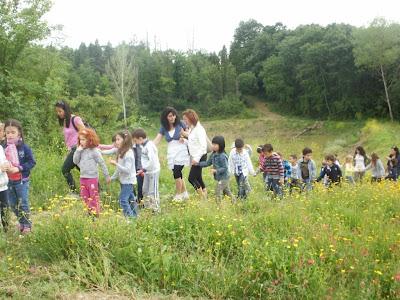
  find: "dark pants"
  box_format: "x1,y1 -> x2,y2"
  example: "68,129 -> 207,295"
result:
62,146 -> 80,192
189,155 -> 207,190
135,174 -> 144,202
0,190 -> 9,232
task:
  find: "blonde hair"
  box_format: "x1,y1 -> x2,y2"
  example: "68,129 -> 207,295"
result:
345,155 -> 353,163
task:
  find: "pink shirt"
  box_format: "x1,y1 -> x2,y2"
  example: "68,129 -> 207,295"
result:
63,115 -> 84,150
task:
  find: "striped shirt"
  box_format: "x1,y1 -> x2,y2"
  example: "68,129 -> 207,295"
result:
263,153 -> 284,180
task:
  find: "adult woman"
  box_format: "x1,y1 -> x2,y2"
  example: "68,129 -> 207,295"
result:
55,100 -> 85,194
181,109 -> 208,199
154,107 -> 190,200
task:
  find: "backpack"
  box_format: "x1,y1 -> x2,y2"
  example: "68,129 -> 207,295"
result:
71,115 -> 95,132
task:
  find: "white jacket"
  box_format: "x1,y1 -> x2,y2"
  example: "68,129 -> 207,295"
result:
0,147 -> 9,192
188,122 -> 207,163
141,140 -> 160,174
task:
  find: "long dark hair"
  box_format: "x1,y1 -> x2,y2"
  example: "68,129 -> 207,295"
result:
4,119 -> 24,142
354,146 -> 367,160
391,146 -> 399,158
55,100 -> 72,128
160,107 -> 180,131
116,130 -> 133,159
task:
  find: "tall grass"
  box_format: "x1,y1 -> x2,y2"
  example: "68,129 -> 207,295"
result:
0,115 -> 399,298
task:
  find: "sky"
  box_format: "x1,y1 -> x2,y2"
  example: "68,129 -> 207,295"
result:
44,0 -> 400,52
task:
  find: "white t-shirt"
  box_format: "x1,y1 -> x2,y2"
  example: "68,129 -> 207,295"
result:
166,129 -> 190,169
354,154 -> 366,172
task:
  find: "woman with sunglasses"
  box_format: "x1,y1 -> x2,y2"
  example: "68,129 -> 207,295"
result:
55,100 -> 85,195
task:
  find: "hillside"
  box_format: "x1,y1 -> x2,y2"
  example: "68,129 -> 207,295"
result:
0,106 -> 399,299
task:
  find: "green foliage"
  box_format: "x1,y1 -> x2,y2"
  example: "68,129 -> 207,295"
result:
238,71 -> 257,95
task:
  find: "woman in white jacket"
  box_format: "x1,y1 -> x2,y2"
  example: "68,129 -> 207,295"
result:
181,109 -> 208,199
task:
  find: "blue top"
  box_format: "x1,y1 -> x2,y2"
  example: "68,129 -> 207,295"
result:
159,121 -> 187,143
14,142 -> 36,180
199,152 -> 229,181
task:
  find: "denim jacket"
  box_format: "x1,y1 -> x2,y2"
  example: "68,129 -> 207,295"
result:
199,152 -> 229,181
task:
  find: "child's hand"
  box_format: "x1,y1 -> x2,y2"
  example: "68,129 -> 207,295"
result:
109,159 -> 117,165
7,166 -> 20,174
136,169 -> 145,177
191,160 -> 198,166
77,146 -> 83,151
279,178 -> 284,185
106,176 -> 111,184
211,168 -> 217,174
179,138 -> 186,144
180,128 -> 189,138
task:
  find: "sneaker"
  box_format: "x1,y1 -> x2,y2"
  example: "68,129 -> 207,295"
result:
173,194 -> 183,202
182,191 -> 189,200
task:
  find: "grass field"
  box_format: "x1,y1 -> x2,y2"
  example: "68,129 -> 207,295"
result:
0,104 -> 399,299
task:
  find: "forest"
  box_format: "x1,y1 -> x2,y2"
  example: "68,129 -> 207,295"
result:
1,0 -> 400,140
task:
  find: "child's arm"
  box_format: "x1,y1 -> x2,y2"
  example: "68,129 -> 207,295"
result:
101,148 -> 117,155
316,167 -> 326,182
246,153 -> 256,176
228,152 -> 234,175
94,149 -> 110,180
73,147 -> 83,165
278,159 -> 284,182
98,144 -> 114,150
198,154 -> 212,168
19,145 -> 36,172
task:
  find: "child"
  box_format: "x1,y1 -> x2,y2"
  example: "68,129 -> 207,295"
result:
317,154 -> 342,187
132,129 -> 161,213
278,152 -> 291,185
386,146 -> 399,181
110,130 -> 138,218
0,121 -> 5,148
366,153 -> 385,182
288,154 -> 300,193
3,119 -> 36,233
73,129 -> 110,216
229,138 -> 255,199
256,145 -> 267,180
198,136 -> 233,202
296,147 -> 317,191
0,145 -> 9,232
263,144 -> 284,198
343,155 -> 355,184
353,146 -> 369,182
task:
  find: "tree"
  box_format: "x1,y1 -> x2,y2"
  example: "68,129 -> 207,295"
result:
353,18 -> 400,121
106,44 -> 139,127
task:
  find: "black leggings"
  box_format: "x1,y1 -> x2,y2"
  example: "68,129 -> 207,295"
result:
188,154 -> 207,190
62,146 -> 80,192
172,165 -> 185,179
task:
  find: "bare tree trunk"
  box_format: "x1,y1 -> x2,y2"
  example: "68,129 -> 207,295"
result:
380,64 -> 394,122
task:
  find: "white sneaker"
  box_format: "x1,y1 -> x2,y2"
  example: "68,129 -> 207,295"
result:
182,191 -> 189,200
173,194 -> 183,202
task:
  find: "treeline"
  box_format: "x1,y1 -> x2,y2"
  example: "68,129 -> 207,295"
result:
1,0 -> 400,141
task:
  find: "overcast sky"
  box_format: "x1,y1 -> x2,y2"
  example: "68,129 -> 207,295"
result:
45,0 -> 400,52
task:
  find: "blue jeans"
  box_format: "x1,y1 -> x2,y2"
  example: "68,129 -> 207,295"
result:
119,184 -> 138,218
235,174 -> 251,199
266,178 -> 283,198
8,180 -> 31,228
